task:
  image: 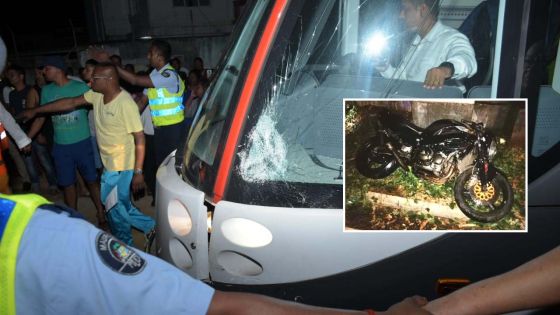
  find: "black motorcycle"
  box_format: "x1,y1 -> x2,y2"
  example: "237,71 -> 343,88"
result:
355,112 -> 513,222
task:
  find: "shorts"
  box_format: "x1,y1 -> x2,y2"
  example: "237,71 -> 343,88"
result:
52,138 -> 98,187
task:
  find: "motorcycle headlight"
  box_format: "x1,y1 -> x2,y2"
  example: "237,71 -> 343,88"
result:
488,138 -> 498,159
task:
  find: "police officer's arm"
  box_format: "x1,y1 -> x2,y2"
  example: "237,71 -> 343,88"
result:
19,95 -> 90,122
89,48 -> 154,88
131,131 -> 145,192
208,291 -> 432,315
115,67 -> 155,88
425,246 -> 560,315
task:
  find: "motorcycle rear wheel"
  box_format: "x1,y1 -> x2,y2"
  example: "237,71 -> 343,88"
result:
454,167 -> 514,222
355,135 -> 398,179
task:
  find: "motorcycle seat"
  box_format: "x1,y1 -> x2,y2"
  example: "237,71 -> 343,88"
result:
399,121 -> 424,135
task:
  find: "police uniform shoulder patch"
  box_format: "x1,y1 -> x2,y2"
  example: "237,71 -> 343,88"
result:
96,232 -> 146,275
161,70 -> 171,78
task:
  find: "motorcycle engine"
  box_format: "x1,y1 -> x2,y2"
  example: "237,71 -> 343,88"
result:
419,148 -> 433,163
399,144 -> 413,159
415,147 -> 455,181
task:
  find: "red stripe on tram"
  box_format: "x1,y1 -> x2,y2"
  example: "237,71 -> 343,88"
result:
213,0 -> 288,203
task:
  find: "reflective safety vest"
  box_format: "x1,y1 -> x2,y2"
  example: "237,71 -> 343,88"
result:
0,194 -> 51,315
146,65 -> 186,127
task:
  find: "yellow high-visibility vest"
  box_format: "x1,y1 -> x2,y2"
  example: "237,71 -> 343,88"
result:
146,65 -> 186,127
0,194 -> 51,315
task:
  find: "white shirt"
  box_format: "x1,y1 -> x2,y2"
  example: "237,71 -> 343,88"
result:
0,101 -> 31,148
143,63 -> 181,95
381,21 -> 477,92
179,66 -> 189,75
2,85 -> 12,105
141,106 -> 154,135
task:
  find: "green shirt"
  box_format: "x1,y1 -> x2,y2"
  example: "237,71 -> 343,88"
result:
41,80 -> 91,145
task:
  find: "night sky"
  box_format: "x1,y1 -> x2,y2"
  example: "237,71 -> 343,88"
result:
1,1 -> 88,55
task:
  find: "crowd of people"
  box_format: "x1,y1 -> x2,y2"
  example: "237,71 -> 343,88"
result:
0,38 -> 209,244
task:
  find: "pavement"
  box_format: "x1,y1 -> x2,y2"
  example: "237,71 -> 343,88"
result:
12,175 -> 156,251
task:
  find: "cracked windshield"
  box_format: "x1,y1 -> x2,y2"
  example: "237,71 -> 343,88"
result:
186,0 -> 496,196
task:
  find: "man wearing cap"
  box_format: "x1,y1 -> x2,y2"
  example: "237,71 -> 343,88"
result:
26,55 -> 105,228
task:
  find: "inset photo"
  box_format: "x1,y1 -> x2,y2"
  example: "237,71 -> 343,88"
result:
345,99 -> 526,231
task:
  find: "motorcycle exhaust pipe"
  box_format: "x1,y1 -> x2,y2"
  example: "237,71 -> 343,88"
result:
386,142 -> 408,169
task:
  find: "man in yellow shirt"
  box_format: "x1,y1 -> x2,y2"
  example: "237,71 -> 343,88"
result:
20,63 -> 155,246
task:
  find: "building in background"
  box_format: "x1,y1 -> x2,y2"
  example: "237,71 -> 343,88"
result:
84,0 -> 247,70
0,0 -> 247,76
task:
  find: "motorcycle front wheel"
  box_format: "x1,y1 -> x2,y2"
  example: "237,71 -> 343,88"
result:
454,167 -> 514,222
355,135 -> 398,179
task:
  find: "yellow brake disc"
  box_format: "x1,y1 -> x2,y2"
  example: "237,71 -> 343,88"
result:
472,181 -> 496,201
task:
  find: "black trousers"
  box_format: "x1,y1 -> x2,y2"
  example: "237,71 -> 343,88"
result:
144,134 -> 156,196
153,121 -> 186,168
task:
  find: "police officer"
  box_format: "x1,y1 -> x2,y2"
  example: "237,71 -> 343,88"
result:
0,193 -> 431,314
91,40 -> 186,168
